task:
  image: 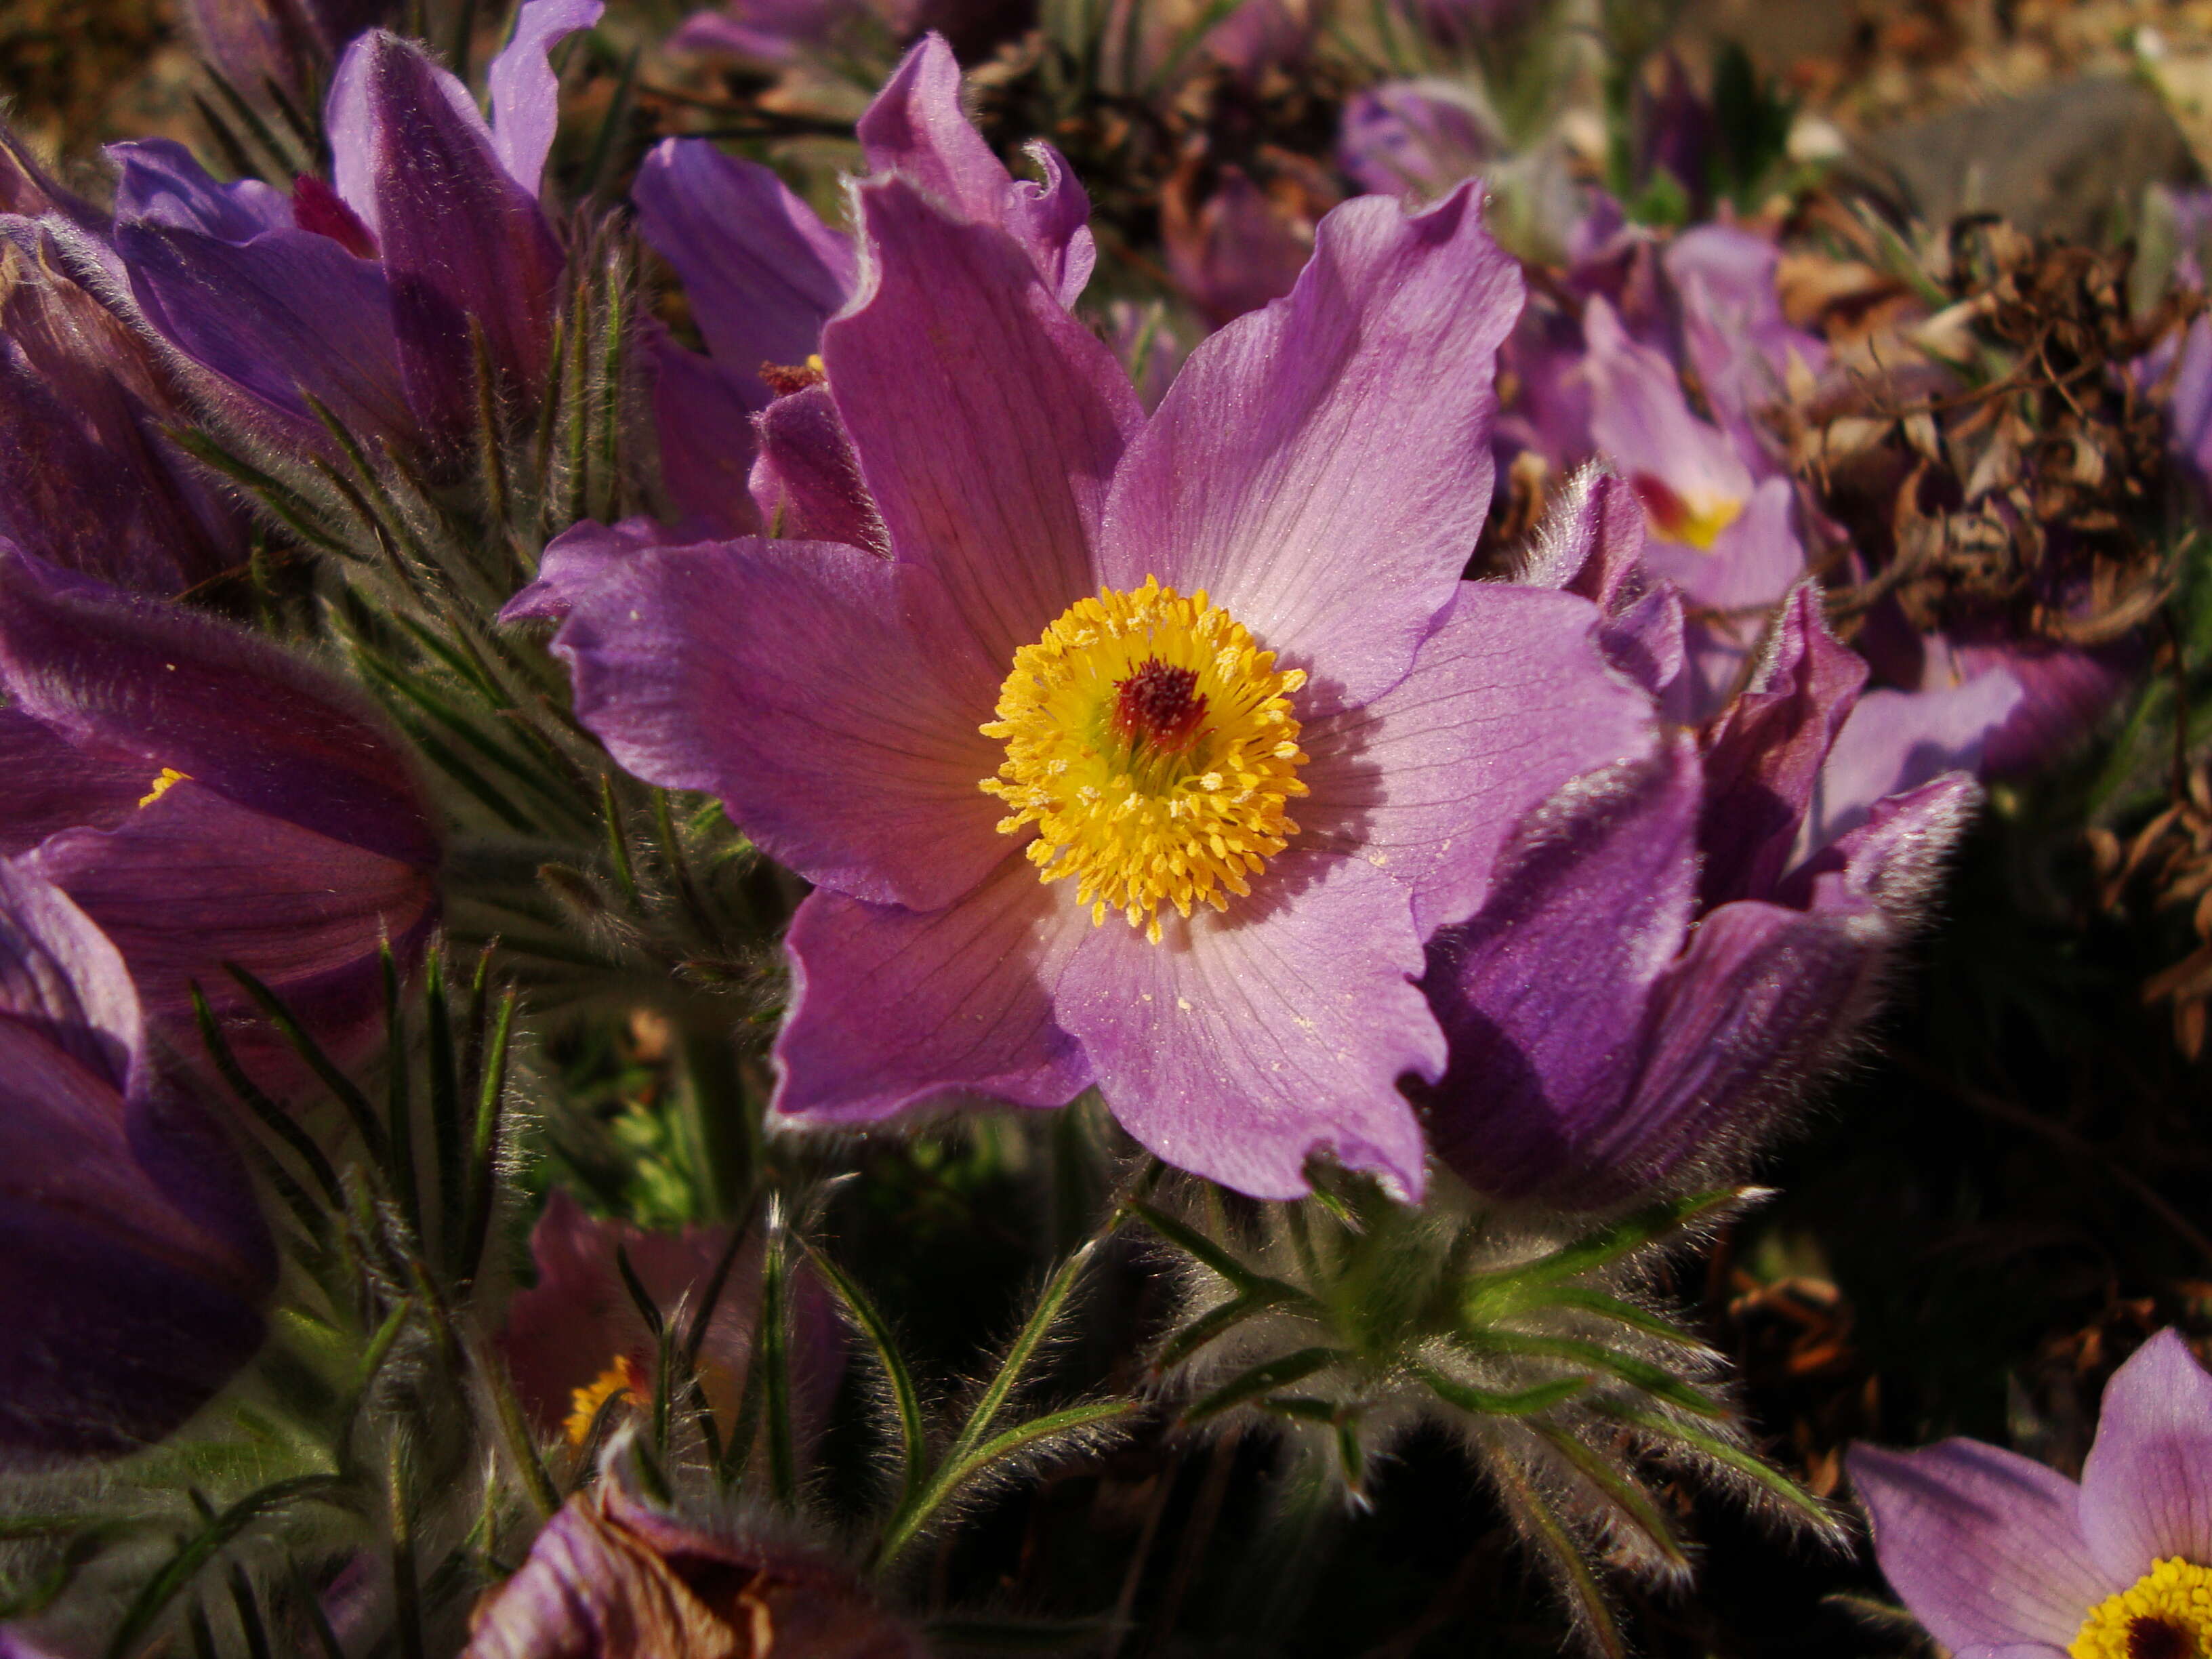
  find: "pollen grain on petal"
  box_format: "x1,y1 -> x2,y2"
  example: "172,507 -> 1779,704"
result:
979,577 -> 1308,943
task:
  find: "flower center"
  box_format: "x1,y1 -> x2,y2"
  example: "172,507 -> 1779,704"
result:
138,766 -> 190,808
979,578 -> 1309,944
562,1353 -> 647,1448
2071,1559 -> 2212,1659
1629,472 -> 1742,550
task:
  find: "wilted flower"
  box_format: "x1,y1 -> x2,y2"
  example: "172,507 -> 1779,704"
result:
465,1481 -> 924,1659
0,860 -> 273,1463
1419,472 -> 1980,1201
499,1191 -> 842,1452
0,216 -> 249,595
105,0 -> 600,459
1849,1328 -> 2212,1659
529,171 -> 1656,1201
0,548 -> 441,1067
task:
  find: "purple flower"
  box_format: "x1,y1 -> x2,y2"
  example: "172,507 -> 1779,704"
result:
0,549 -> 441,1073
0,218 -> 250,595
1160,161 -> 1317,328
107,0 -> 599,456
1420,472 -> 1978,1200
635,33 -> 1093,535
1337,79 -> 1502,201
525,179 -> 1656,1201
464,1484 -> 924,1659
0,860 -> 273,1464
1849,1328 -> 2212,1659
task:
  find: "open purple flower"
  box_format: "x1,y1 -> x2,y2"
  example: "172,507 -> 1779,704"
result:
0,860 -> 274,1464
106,0 -> 599,457
0,548 -> 440,1071
1849,1328 -> 2212,1659
526,175 -> 1655,1200
1418,472 -> 1980,1200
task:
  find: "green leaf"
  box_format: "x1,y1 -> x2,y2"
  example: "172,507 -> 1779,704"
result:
222,964 -> 386,1166
1462,1189 -> 1742,1307
804,1244 -> 930,1512
1594,1403 -> 1842,1539
1488,1458 -> 1627,1659
1181,1349 -> 1343,1425
1413,1366 -> 1593,1419
104,1475 -> 348,1658
1530,1425 -> 1689,1574
1155,1283 -> 1303,1372
1450,1334 -> 1726,1419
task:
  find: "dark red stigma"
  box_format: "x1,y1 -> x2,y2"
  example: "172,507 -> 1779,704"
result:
291,175 -> 379,260
1112,657 -> 1207,754
2129,1615 -> 2195,1659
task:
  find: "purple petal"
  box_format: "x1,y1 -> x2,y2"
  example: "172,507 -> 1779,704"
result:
333,31 -> 564,437
554,538 -> 1006,908
855,33 -> 1096,300
647,333 -> 766,537
1300,582 -> 1656,935
1583,294 -> 1754,548
1807,672 -> 2023,853
1338,78 -> 1500,199
1664,224 -> 1825,457
1847,1440 -> 2110,1650
109,140 -> 291,238
1514,466 -> 1647,607
0,709 -> 150,859
25,780 -> 436,1027
487,0 -> 604,198
0,865 -> 272,1467
750,383 -> 890,554
501,517 -> 687,623
0,552 -> 439,870
825,177 -> 1139,678
1642,476 -> 1808,718
114,215 -> 417,448
1784,772 -> 1982,921
1699,583 -> 1866,907
1054,850 -> 1441,1201
1099,185 -> 1519,716
0,119 -> 105,230
1160,164 -> 1313,327
1943,638 -> 2133,776
774,859 -> 1093,1122
2078,1330 -> 2212,1582
633,139 -> 853,394
1421,743 -> 1702,1197
0,859 -> 140,1087
0,222 -> 248,592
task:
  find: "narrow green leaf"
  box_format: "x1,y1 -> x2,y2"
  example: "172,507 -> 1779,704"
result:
803,1244 -> 929,1511
1523,1286 -> 1709,1349
424,947 -> 466,1265
881,1402 -> 1135,1567
1183,1349 -> 1342,1425
1129,1201 -> 1269,1295
1464,1190 -> 1741,1303
226,1561 -> 274,1659
382,946 -> 420,1240
1452,1334 -> 1726,1420
1413,1366 -> 1593,1419
1594,1403 -> 1841,1538
760,1220 -> 798,1511
1489,1458 -> 1627,1659
1154,1284 -> 1300,1373
168,429 -> 350,556
459,991 -> 519,1285
104,1476 -> 348,1658
222,963 -> 386,1165
189,984 -> 344,1214
1530,1425 -> 1689,1574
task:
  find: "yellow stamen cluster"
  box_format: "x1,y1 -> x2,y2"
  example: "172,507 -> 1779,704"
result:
980,577 -> 1308,945
562,1354 -> 647,1448
138,767 -> 190,808
2070,1558 -> 2212,1659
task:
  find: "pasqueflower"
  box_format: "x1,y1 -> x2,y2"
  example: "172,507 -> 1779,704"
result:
0,548 -> 440,1067
1422,470 -> 1978,1199
0,861 -> 273,1463
105,0 -> 599,457
1850,1328 -> 2212,1659
533,174 -> 1653,1200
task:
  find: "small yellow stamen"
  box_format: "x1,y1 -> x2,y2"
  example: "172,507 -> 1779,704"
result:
1631,473 -> 1743,550
2070,1557 -> 2212,1659
138,767 -> 190,808
562,1354 -> 647,1448
980,577 -> 1307,944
